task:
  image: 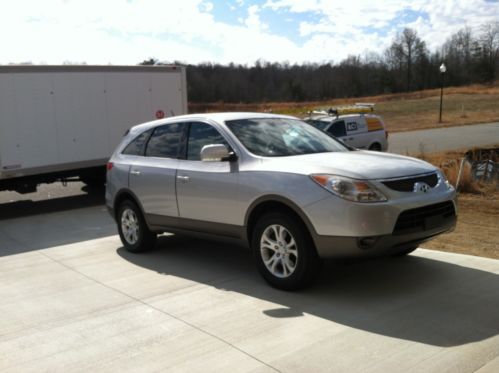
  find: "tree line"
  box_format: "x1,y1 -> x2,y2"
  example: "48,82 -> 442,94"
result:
143,23 -> 499,103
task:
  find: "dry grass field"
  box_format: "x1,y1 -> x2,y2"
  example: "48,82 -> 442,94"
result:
189,82 -> 499,133
414,148 -> 499,259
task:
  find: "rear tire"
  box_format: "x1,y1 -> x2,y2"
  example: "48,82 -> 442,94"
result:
117,200 -> 156,253
252,212 -> 321,290
369,143 -> 382,151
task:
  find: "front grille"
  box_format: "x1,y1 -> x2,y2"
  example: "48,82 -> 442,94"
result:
393,201 -> 456,235
382,173 -> 438,192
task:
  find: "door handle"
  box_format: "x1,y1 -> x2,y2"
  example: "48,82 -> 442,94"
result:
177,175 -> 190,183
348,137 -> 354,141
130,170 -> 141,176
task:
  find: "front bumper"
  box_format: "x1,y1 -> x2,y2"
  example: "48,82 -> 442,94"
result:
312,195 -> 457,258
312,205 -> 457,258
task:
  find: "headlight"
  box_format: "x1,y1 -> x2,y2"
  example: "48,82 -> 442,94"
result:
437,169 -> 454,190
311,175 -> 387,202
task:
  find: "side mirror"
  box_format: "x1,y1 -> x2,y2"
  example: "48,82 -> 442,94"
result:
200,144 -> 237,162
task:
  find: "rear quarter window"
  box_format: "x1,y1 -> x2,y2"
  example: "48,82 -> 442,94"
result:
122,129 -> 152,156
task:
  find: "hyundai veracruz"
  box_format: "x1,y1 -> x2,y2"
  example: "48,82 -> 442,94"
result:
106,113 -> 456,290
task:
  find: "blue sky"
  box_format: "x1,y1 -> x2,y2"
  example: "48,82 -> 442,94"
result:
1,0 -> 498,65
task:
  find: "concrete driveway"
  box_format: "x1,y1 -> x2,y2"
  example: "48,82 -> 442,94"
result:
1,190 -> 498,372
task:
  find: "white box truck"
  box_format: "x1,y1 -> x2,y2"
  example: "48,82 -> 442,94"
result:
0,65 -> 187,193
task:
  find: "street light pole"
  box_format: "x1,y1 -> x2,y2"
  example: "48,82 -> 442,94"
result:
439,63 -> 446,123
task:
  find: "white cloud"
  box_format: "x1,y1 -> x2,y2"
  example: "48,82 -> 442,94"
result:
0,0 -> 497,65
244,5 -> 269,31
201,1 -> 214,12
268,0 -> 499,60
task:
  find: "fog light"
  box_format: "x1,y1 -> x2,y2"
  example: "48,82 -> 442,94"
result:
358,236 -> 378,250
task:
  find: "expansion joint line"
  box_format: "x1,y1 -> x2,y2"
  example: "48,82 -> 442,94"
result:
37,250 -> 281,373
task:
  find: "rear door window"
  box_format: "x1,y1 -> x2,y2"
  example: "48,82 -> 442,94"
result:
327,120 -> 347,137
145,123 -> 185,158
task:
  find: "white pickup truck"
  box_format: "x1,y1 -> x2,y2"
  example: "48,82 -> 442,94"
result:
0,65 -> 187,193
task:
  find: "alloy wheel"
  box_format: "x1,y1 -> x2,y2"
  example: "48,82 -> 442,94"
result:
121,208 -> 140,245
260,224 -> 298,278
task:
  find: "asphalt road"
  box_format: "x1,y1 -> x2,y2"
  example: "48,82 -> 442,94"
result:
388,122 -> 499,154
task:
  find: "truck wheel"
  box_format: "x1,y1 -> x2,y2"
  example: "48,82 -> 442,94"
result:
252,212 -> 321,290
117,200 -> 156,253
369,143 -> 382,151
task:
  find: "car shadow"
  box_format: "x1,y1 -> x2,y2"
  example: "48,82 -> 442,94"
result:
0,185 -> 116,257
0,185 -> 105,220
117,234 -> 499,348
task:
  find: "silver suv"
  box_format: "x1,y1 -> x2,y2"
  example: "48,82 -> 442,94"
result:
106,113 -> 456,290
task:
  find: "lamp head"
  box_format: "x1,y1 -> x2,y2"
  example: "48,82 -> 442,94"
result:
439,63 -> 447,73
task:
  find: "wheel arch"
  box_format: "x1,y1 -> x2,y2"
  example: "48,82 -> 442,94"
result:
368,141 -> 382,151
113,188 -> 151,228
244,195 -> 318,247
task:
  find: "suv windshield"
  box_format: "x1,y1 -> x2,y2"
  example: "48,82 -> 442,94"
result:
226,118 -> 347,157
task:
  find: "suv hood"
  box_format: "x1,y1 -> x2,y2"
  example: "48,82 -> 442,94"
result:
258,150 -> 436,179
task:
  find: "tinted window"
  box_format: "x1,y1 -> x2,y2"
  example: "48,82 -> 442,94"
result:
327,121 -> 347,137
226,118 -> 346,157
306,119 -> 330,131
145,123 -> 184,158
187,122 -> 228,160
122,129 -> 152,156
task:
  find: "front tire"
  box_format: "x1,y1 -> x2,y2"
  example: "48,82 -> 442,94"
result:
252,212 -> 321,290
117,200 -> 156,253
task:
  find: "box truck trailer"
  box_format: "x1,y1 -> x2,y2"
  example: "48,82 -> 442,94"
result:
0,65 -> 187,193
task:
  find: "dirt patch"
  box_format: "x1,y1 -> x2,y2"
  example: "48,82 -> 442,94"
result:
423,192 -> 499,259
414,147 -> 499,259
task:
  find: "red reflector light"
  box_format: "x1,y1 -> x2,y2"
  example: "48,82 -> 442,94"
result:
106,162 -> 114,171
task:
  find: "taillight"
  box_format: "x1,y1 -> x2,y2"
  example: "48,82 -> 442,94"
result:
106,162 -> 114,171
385,131 -> 389,139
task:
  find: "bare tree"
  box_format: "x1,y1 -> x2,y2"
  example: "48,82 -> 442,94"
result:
479,22 -> 499,81
387,28 -> 428,91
